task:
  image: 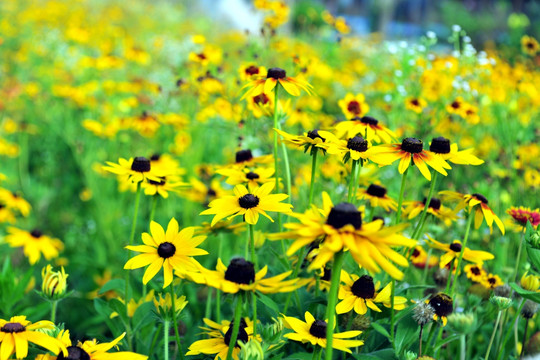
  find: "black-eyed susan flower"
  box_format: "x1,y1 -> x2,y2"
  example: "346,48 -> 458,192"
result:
507,206 -> 540,228
427,293 -> 453,326
336,271 -> 407,315
5,227 -> 64,265
357,184 -> 397,212
316,131 -> 387,165
141,176 -> 188,198
335,116 -> 396,144
429,137 -> 484,166
270,192 -> 416,279
274,128 -> 326,155
410,245 -> 439,269
186,317 -> 259,360
481,273 -> 504,290
426,235 -> 494,268
239,64 -> 267,81
200,182 -> 292,226
521,35 -> 540,56
102,156 -> 161,184
405,97 -> 427,114
464,264 -> 487,283
0,189 -> 31,217
0,204 -> 16,224
281,311 -> 363,353
439,191 -> 505,234
241,67 -> 313,99
0,316 -> 67,359
52,332 -> 147,360
124,218 -> 207,288
402,197 -> 459,226
185,258 -> 307,294
446,97 -> 466,116
338,93 -> 370,119
216,167 -> 275,188
369,138 -> 450,181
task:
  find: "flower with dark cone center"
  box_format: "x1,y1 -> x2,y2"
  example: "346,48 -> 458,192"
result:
450,100 -> 461,109
423,197 -> 441,210
57,346 -> 91,360
224,258 -> 255,285
351,275 -> 376,299
224,318 -> 249,347
309,320 -> 328,338
412,248 -> 420,258
472,193 -> 489,204
235,149 -> 253,163
347,136 -> 368,152
148,177 -> 166,186
321,267 -> 332,281
253,93 -> 269,105
449,242 -> 462,252
470,266 -> 481,276
347,101 -> 361,115
150,153 -> 161,161
429,293 -> 453,318
366,184 -> 387,198
131,157 -> 151,172
359,116 -> 379,126
410,99 -> 420,106
326,202 -> 362,230
238,194 -> 260,209
246,172 -> 260,180
0,204 -> 4,209
307,129 -> 325,141
267,67 -> 286,79
31,229 -> 43,238
401,138 -> 423,153
245,65 -> 260,76
207,189 -> 217,198
429,137 -> 451,154
157,242 -> 176,259
372,216 -> 385,224
1,322 -> 25,333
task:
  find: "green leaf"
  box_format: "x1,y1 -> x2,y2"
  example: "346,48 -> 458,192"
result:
371,322 -> 391,339
93,298 -> 112,318
108,298 -> 129,324
510,282 -> 540,303
352,349 -> 396,360
257,293 -> 279,315
98,279 -> 125,296
283,352 -> 314,360
394,313 -> 419,356
433,333 -> 461,351
132,301 -> 155,331
526,245 -> 540,273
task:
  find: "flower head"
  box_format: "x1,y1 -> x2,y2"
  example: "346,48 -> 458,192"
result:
338,93 -> 370,119
429,137 -> 483,166
55,332 -> 147,360
357,184 -> 397,212
41,265 -> 68,300
5,227 -> 64,265
426,235 -> 494,268
507,206 -> 540,228
102,157 -> 161,184
241,67 -> 313,99
427,293 -> 453,326
334,116 -> 396,144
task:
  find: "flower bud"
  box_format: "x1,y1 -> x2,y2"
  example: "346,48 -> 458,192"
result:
521,272 -> 540,292
239,339 -> 264,360
490,295 -> 513,310
41,265 -> 68,300
522,300 -> 538,319
153,292 -> 188,320
447,312 -> 476,334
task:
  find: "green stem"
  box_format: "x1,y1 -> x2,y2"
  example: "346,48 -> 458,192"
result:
424,322 -> 437,355
170,283 -> 185,360
419,325 -> 424,357
249,224 -> 258,270
325,251 -> 345,360
449,211 -> 475,297
283,246 -> 306,314
394,167 -> 409,225
226,294 -> 244,360
312,346 -> 322,360
308,150 -> 318,206
513,229 -> 526,283
149,323 -> 163,357
521,318 -> 529,359
412,171 -> 438,239
164,320 -> 170,360
390,279 -> 396,347
50,300 -> 57,324
485,310 -> 502,360
272,85 -> 282,232
496,299 -> 526,360
353,159 -> 362,201
277,121 -> 292,202
205,289 -> 213,319
461,334 -> 467,360
347,160 -> 358,203
143,195 -> 159,298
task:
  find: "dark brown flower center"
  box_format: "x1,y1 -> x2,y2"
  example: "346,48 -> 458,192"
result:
326,202 -> 362,230
423,197 -> 441,210
410,99 -> 420,106
360,116 -> 378,126
235,149 -> 253,163
451,100 -> 461,109
150,153 -> 161,161
197,53 -> 207,60
148,177 -> 166,186
401,138 -> 423,153
238,194 -> 259,209
157,242 -> 176,258
267,67 -> 286,79
30,229 -> 43,238
1,322 -> 25,333
307,129 -> 325,141
245,65 -> 259,76
347,136 -> 368,152
351,275 -> 376,299
429,293 -> 453,317
246,172 -> 260,180
309,319 -> 327,338
253,93 -> 269,105
429,137 -> 451,154
131,157 -> 151,172
321,267 -> 332,281
57,346 -> 91,360
366,184 -> 387,198
449,242 -> 462,252
224,258 -> 255,284
224,318 -> 248,347
471,267 -> 481,275
412,248 -> 420,257
472,193 -> 489,204
347,101 -> 361,115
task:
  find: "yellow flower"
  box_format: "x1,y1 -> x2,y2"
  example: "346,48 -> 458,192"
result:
274,128 -> 327,155
481,273 -> 504,290
521,35 -> 540,56
316,131 -> 388,165
336,271 -> 407,315
357,184 -> 397,212
124,219 -> 207,288
53,332 -> 147,360
338,93 -> 370,119
5,227 -> 64,265
282,311 -> 363,353
334,116 -> 396,144
410,246 -> 439,269
102,157 -> 161,184
521,272 -> 540,292
110,290 -> 155,319
0,316 -> 67,360
426,235 -> 494,268
153,292 -> 188,319
238,64 -> 267,81
41,265 -> 68,300
405,97 -> 427,113
216,167 -> 275,188
428,137 -> 484,166
241,67 -> 313,99
0,189 -> 31,217
402,198 -> 459,226
200,183 -> 292,226
141,176 -> 188,199
464,264 -> 487,283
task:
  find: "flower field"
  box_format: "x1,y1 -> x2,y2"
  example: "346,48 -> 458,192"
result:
0,0 -> 539,359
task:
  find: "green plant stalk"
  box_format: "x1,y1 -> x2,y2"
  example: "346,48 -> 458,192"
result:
394,167 -> 409,225
205,289 -> 213,319
485,310 -> 502,360
347,160 -> 358,202
418,325 -> 424,356
412,171 -> 438,239
277,121 -> 292,202
513,228 -> 526,283
226,294 -> 244,360
50,300 -> 58,324
421,248 -> 433,287
283,246 -> 306,314
164,320 -> 170,360
449,211 -> 475,297
272,85 -> 282,232
216,234 -> 224,323
149,323 -> 163,357
312,346 -> 322,360
521,318 -> 529,359
325,251 -> 345,360
460,334 -> 467,360
170,283 -> 185,360
249,223 -> 258,338
353,159 -> 362,201
496,299 -> 526,360
390,279 -> 396,348
143,195 -> 159,298
308,150 -> 318,206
